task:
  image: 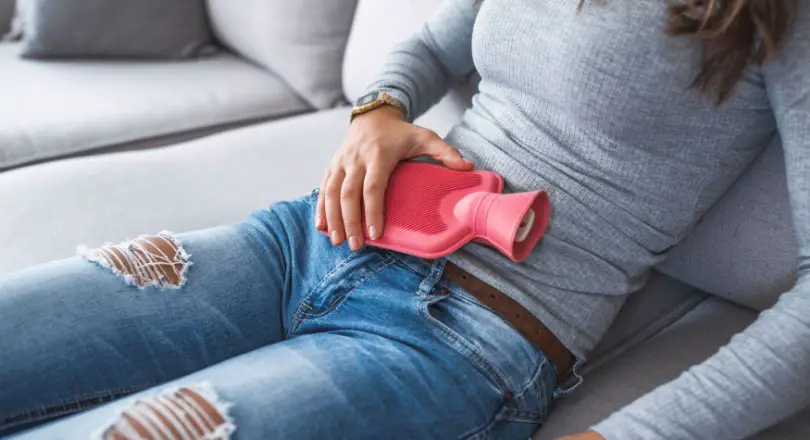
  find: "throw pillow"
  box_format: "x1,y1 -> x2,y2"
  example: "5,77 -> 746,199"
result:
0,0 -> 19,40
19,0 -> 213,58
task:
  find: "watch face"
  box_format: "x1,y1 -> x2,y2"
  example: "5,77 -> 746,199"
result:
357,91 -> 380,107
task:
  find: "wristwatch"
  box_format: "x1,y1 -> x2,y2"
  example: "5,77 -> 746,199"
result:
351,91 -> 406,122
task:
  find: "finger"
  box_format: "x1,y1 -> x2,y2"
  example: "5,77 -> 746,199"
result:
421,138 -> 474,171
363,163 -> 393,241
324,169 -> 346,246
341,167 -> 366,251
315,170 -> 329,230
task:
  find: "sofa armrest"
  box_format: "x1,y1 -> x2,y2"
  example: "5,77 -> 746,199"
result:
0,0 -> 15,36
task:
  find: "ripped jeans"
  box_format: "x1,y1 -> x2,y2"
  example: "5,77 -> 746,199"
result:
0,191 -> 556,440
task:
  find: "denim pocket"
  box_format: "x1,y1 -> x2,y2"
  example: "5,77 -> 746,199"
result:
496,358 -> 556,424
420,285 -> 555,427
292,251 -> 395,324
422,294 -> 507,388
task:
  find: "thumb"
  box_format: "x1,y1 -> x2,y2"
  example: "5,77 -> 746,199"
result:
420,138 -> 474,171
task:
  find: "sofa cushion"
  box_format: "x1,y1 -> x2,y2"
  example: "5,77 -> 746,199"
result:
0,108 -> 349,275
0,43 -> 310,170
19,0 -> 213,59
534,297 -> 810,440
657,137 -> 798,311
206,0 -> 357,110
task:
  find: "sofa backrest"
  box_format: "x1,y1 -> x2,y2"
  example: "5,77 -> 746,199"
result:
0,0 -> 14,36
207,0 -> 358,110
343,0 -> 797,312
343,0 -> 473,136
343,0 -> 441,104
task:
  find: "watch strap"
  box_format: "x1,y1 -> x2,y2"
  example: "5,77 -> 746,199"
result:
351,91 -> 406,122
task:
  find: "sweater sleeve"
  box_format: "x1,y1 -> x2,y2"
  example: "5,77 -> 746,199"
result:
591,8 -> 810,440
365,0 -> 478,122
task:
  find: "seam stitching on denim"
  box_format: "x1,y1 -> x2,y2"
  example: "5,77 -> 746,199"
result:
431,318 -> 505,390
1,385 -> 153,432
514,357 -> 551,403
387,251 -> 432,277
298,255 -> 395,318
419,298 -> 512,395
458,401 -> 504,440
287,255 -> 397,339
292,252 -> 360,319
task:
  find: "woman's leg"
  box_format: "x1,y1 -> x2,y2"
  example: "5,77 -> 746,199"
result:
0,190 -> 336,434
10,255 -> 557,440
0,225 -> 285,434
3,190 -> 558,439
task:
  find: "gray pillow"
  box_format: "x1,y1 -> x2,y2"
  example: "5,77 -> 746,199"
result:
19,0 -> 213,58
0,0 -> 15,37
3,0 -> 26,42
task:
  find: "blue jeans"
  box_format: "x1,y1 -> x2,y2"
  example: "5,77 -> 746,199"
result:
0,190 -> 556,440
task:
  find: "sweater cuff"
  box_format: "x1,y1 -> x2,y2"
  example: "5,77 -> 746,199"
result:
591,419 -> 624,440
591,415 -> 658,440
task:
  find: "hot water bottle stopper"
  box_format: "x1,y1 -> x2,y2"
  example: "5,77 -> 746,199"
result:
326,161 -> 551,263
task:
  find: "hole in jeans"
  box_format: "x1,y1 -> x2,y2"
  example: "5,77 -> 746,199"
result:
101,384 -> 234,440
79,232 -> 191,289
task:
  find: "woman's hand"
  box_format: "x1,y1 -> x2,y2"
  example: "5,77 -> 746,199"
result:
316,105 -> 473,251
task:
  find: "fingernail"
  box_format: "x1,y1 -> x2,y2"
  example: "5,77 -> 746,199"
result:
331,230 -> 340,244
314,216 -> 323,228
369,226 -> 378,240
349,236 -> 360,251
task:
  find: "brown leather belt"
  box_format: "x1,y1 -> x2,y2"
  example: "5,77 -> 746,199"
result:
442,262 -> 575,379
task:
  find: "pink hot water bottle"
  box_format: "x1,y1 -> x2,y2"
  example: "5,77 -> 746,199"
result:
340,161 -> 550,263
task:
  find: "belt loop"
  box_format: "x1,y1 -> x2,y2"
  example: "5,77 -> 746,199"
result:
553,359 -> 584,399
417,259 -> 447,295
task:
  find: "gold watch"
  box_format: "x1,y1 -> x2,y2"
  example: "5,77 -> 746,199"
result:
351,91 -> 406,122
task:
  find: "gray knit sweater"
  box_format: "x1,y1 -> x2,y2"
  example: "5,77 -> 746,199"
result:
367,0 -> 810,438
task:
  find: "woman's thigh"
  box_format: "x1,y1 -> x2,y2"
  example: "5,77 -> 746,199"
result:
0,224 -> 284,432
10,256 -> 557,440
0,190 -> 354,434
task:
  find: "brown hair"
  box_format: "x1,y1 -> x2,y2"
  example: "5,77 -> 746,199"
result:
662,0 -> 797,104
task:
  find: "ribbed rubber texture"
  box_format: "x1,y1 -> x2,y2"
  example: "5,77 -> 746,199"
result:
384,164 -> 482,234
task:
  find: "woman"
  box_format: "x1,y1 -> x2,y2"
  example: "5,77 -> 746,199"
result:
1,0 -> 808,438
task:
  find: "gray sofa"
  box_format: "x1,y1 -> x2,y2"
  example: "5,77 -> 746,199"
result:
0,1 -> 807,438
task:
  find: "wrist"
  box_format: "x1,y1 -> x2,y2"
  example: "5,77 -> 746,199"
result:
351,105 -> 406,124
351,90 -> 407,123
